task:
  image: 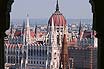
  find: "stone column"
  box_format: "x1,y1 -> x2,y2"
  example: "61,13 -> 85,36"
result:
96,33 -> 104,69
90,0 -> 104,69
0,1 -> 7,68
0,0 -> 14,69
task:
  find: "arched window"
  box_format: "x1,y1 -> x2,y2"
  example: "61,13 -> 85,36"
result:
13,57 -> 15,63
49,52 -> 51,57
11,56 -> 13,63
31,61 -> 33,64
8,56 -> 10,63
42,50 -> 44,57
24,51 -> 26,59
16,57 -> 18,63
19,51 -> 22,55
37,49 -> 38,56
45,50 -> 47,56
57,35 -> 59,45
34,49 -> 36,56
40,61 -> 41,64
19,57 -> 22,64
31,49 -> 33,56
40,49 -> 41,56
16,51 -> 18,55
8,49 -> 10,54
42,61 -> 44,64
28,49 -> 30,56
37,61 -> 38,64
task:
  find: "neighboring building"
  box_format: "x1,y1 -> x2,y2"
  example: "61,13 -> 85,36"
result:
68,46 -> 97,69
4,14 -> 48,69
67,24 -> 97,69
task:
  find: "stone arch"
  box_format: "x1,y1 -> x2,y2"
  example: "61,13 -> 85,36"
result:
0,0 -> 103,69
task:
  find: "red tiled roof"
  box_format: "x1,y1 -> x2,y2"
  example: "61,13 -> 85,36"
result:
14,31 -> 21,36
30,31 -> 35,38
48,11 -> 66,26
68,38 -> 77,45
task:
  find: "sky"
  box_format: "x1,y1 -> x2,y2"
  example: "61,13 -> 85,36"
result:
10,0 -> 93,19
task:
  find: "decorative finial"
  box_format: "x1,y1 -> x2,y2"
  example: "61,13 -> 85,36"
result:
56,0 -> 59,11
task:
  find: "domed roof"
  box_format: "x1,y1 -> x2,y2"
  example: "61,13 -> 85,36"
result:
48,0 -> 66,26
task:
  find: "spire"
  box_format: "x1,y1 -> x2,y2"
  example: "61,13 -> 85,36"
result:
22,21 -> 25,33
78,20 -> 84,41
56,0 -> 59,11
10,24 -> 13,34
26,14 -> 30,28
78,20 -> 82,35
35,25 -> 37,38
26,13 -> 31,44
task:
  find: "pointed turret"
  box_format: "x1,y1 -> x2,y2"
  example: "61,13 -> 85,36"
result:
78,20 -> 84,41
26,14 -> 30,28
78,20 -> 82,35
35,25 -> 37,38
22,21 -> 26,33
26,14 -> 31,44
10,24 -> 14,35
56,0 -> 59,11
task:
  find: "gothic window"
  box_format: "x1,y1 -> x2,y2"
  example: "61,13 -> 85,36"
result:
54,52 -> 56,55
61,28 -> 63,32
28,61 -> 30,63
45,50 -> 47,56
19,57 -> 22,64
57,30 -> 59,32
24,51 -> 26,59
57,28 -> 59,30
19,51 -> 22,55
40,49 -> 41,56
40,61 -> 41,64
28,49 -> 30,56
57,35 -> 59,45
42,50 -> 44,57
37,49 -> 38,56
8,56 -> 10,63
49,52 -> 51,57
38,49 -> 40,56
28,57 -> 30,59
10,48 -> 12,54
13,49 -> 15,55
16,51 -> 18,55
8,50 -> 10,54
42,61 -> 44,64
34,49 -> 36,56
11,56 -> 13,63
16,57 -> 18,63
13,57 -> 15,63
31,49 -> 33,56
31,61 -> 33,64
